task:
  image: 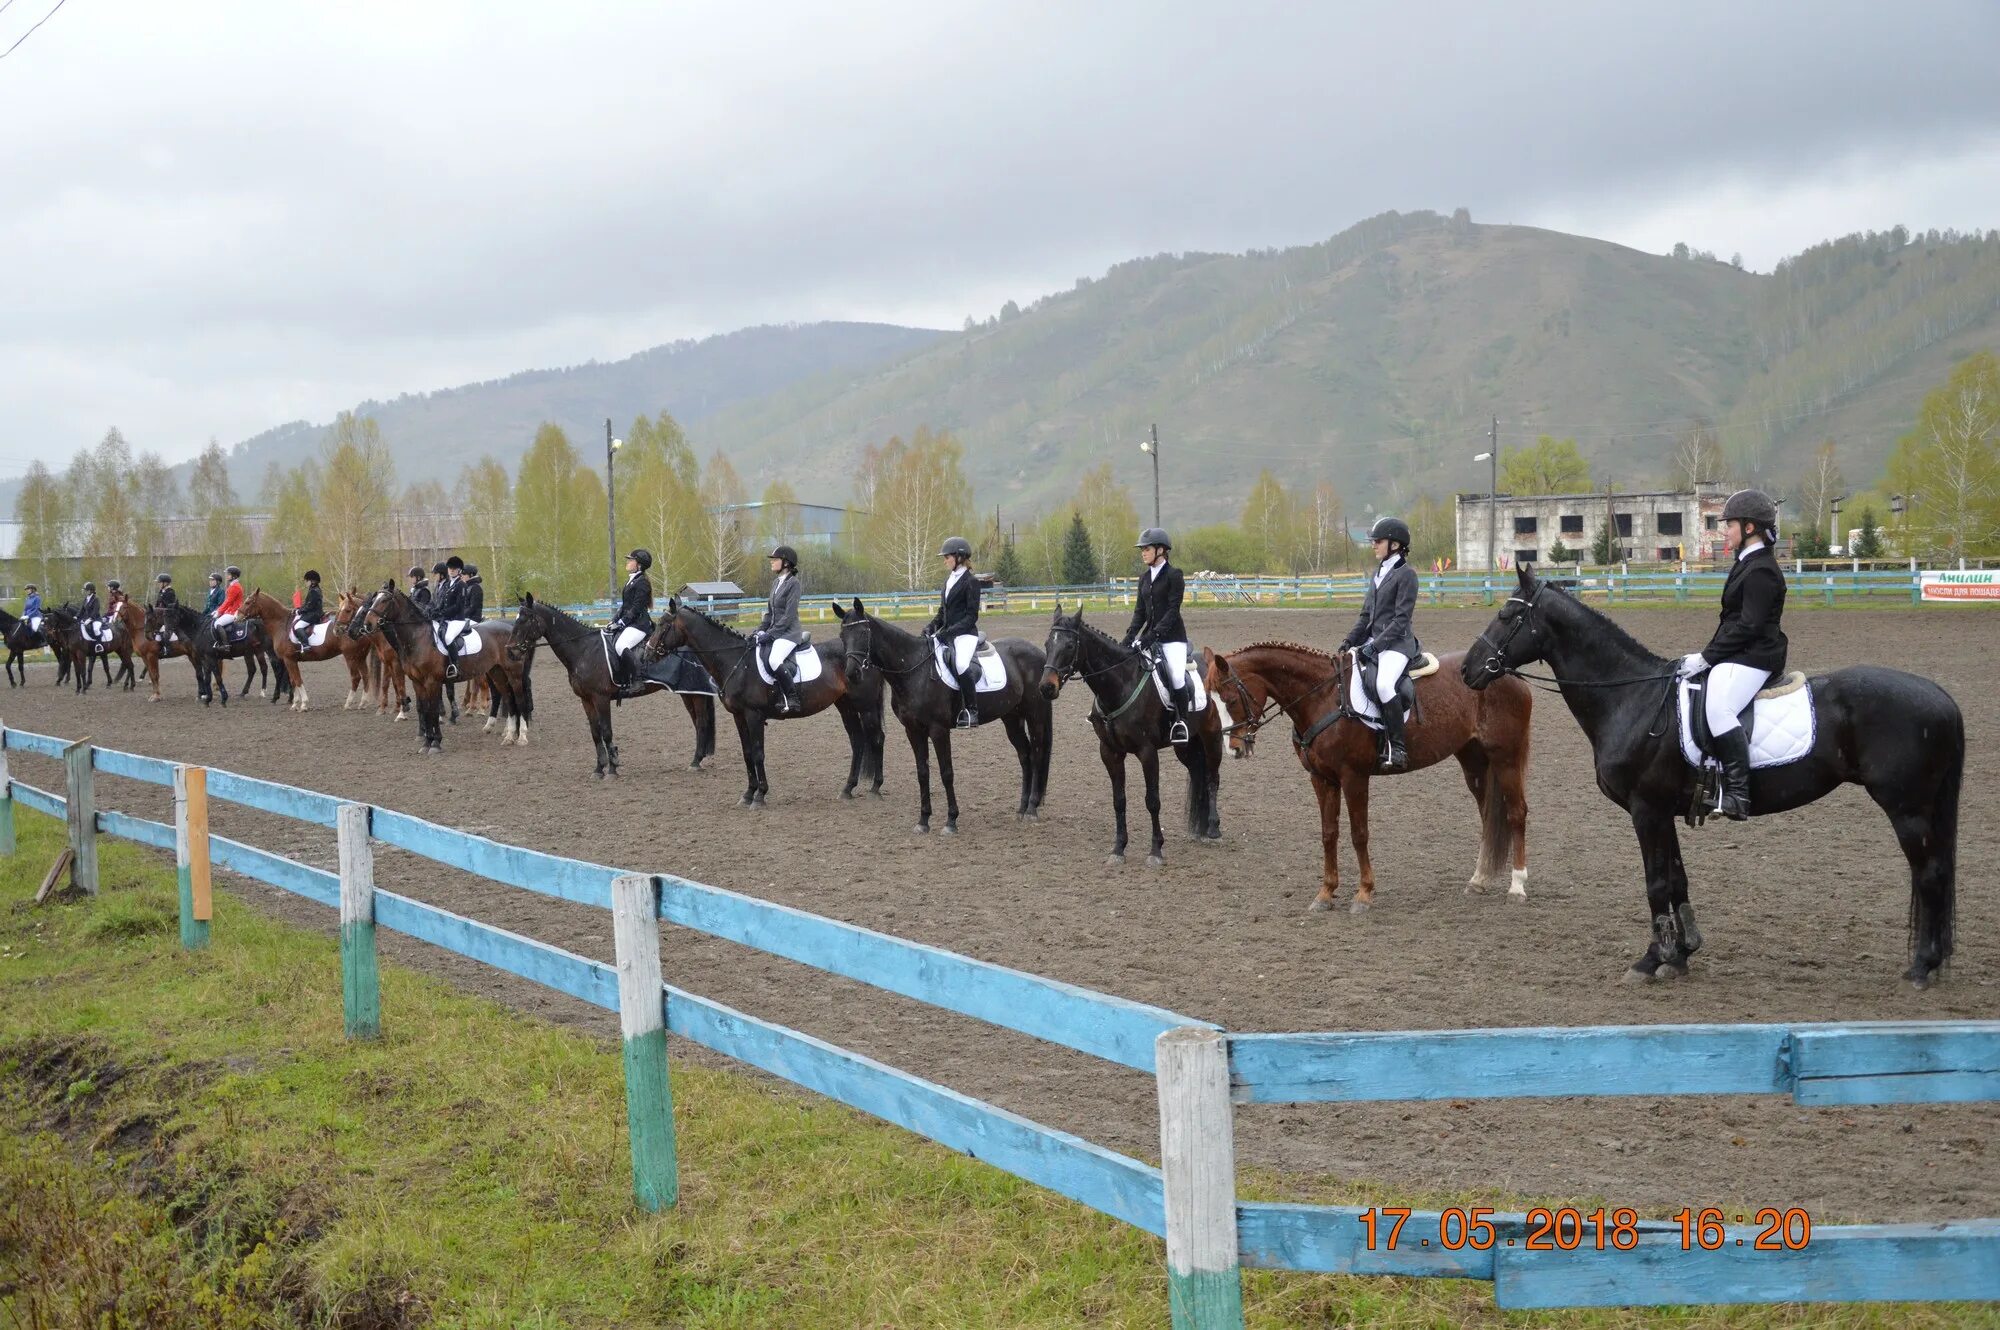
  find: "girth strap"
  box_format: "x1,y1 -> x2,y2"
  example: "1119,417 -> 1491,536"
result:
1294,706 -> 1343,751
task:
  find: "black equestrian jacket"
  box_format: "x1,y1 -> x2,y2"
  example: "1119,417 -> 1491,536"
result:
432,577 -> 466,621
1701,544 -> 1788,674
612,572 -> 652,633
1125,562 -> 1188,646
463,576 -> 485,623
1339,558 -> 1421,658
297,584 -> 324,625
926,570 -> 980,640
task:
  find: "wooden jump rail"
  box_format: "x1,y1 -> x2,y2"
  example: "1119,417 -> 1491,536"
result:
2,720 -> 1995,1323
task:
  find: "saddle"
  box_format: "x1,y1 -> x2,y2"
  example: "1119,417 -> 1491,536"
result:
932,636 -> 1005,693
754,641 -> 822,686
1678,672 -> 1815,825
1684,670 -> 1808,761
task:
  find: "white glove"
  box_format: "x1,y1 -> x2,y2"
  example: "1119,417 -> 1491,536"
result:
1677,653 -> 1710,679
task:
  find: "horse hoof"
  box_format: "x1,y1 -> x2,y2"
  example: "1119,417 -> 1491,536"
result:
913,824 -> 929,835
1146,854 -> 1164,868
1019,810 -> 1039,823
593,770 -> 606,781
841,787 -> 855,800
739,796 -> 756,808
1465,879 -> 1489,896
1507,888 -> 1528,904
1105,854 -> 1124,867
1350,898 -> 1371,915
869,787 -> 884,799
1905,963 -> 1936,990
1307,897 -> 1333,913
938,824 -> 956,837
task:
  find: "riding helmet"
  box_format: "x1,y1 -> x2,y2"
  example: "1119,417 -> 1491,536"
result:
408,566 -> 424,580
1135,527 -> 1172,550
303,570 -> 320,584
156,572 -> 171,584
768,544 -> 798,569
446,555 -> 465,572
627,548 -> 653,572
208,572 -> 222,584
225,565 -> 241,579
106,580 -> 121,591
1722,488 -> 1779,535
464,563 -> 479,578
1369,515 -> 1413,549
939,535 -> 973,559
23,584 -> 35,593
83,581 -> 95,592
432,562 -> 448,576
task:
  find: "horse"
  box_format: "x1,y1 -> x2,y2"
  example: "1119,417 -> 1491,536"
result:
1039,605 -> 1220,865
644,596 -> 884,807
512,595 -> 718,779
1207,641 -> 1532,915
1463,564 -> 1961,988
68,602 -> 137,694
191,599 -> 279,706
256,588 -> 383,712
351,605 -> 411,719
0,608 -> 50,687
351,584 -> 535,753
833,598 -> 1051,834
108,599 -> 178,700
140,603 -> 212,701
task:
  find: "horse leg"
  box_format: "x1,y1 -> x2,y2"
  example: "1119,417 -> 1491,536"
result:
733,711 -> 759,807
747,711 -> 768,807
838,704 -> 864,798
1175,730 -> 1207,839
933,727 -> 959,834
1308,772 -> 1342,911
906,725 -> 934,833
1202,727 -> 1224,839
868,708 -> 887,795
1498,745 -> 1531,902
1343,778 -> 1377,913
1458,745 -> 1495,892
1101,739 -> 1129,864
1004,714 -> 1034,818
1625,803 -> 1691,982
1139,743 -> 1165,867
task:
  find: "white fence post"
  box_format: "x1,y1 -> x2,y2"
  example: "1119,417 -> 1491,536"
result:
174,764 -> 212,950
1157,1026 -> 1243,1329
0,724 -> 13,857
613,872 -> 678,1211
63,738 -> 95,894
337,802 -> 380,1039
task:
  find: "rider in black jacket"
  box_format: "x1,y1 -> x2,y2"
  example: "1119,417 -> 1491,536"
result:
926,536 -> 982,727
294,570 -> 324,646
1125,527 -> 1196,742
609,550 -> 656,696
1339,515 -> 1423,770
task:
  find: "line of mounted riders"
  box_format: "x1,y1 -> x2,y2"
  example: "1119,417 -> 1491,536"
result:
2,489 -> 1964,989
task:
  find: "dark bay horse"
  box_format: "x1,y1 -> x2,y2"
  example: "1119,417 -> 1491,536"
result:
143,603 -> 217,701
70,604 -> 137,694
352,585 -> 535,753
191,601 -> 279,706
0,608 -> 49,687
1040,606 -> 1220,865
834,599 -> 1051,834
108,599 -> 178,700
1208,642 -> 1532,914
1463,565 -> 1962,988
513,595 -> 717,779
644,597 -> 883,806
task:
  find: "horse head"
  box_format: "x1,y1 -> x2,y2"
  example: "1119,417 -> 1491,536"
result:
348,587 -> 391,640
509,593 -> 549,656
1206,649 -> 1266,759
832,596 -> 877,670
643,597 -> 689,661
1040,603 -> 1081,700
1463,564 -> 1547,690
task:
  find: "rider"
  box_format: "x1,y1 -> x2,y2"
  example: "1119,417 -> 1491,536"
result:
434,556 -> 470,672
754,544 -> 807,713
462,564 -> 485,622
21,584 -> 41,634
79,580 -> 102,631
609,549 -> 655,696
1339,515 -> 1422,771
151,573 -> 177,643
203,572 -> 225,617
1677,488 -> 1788,821
407,566 -> 432,614
213,567 -> 246,637
105,579 -> 127,616
926,535 -> 982,728
294,570 -> 324,646
1127,527 -> 1197,743
429,561 -> 450,614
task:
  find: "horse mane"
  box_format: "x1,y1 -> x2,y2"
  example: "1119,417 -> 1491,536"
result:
1076,617 -> 1130,656
1539,580 -> 1666,662
1240,639 -> 1339,662
679,601 -> 748,641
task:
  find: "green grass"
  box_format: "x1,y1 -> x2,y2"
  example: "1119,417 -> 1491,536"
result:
0,808 -> 1991,1327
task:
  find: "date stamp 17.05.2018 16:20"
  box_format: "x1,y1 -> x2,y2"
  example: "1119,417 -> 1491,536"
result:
1357,1206 -> 1813,1253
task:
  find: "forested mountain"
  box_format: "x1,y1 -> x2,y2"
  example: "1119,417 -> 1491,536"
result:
688,213 -> 2000,522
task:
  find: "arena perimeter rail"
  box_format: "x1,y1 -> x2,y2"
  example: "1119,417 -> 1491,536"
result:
4,725 -> 1996,1322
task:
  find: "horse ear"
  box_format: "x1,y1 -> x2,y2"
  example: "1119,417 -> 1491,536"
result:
830,602 -> 847,621
1051,603 -> 1062,623
851,596 -> 864,614
522,591 -> 536,607
1516,563 -> 1537,589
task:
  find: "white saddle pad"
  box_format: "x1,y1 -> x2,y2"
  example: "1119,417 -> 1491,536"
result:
434,621 -> 483,655
1147,658 -> 1209,712
1346,652 -> 1436,729
1678,677 -> 1816,770
933,636 -> 1007,693
83,618 -> 114,642
292,619 -> 331,649
756,642 -> 823,685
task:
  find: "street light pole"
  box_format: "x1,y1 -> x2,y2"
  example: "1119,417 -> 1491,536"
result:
1473,436 -> 1498,571
605,418 -> 621,605
1139,423 -> 1161,528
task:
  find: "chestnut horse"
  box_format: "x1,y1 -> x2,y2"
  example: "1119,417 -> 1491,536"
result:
1207,643 -> 1532,913
256,588 -> 395,713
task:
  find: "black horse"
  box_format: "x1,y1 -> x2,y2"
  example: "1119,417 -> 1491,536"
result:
0,607 -> 49,687
145,603 -> 218,701
512,595 -> 718,779
191,609 -> 278,707
1040,605 -> 1220,865
643,597 -> 884,807
1463,565 -> 1961,988
834,598 -> 1052,834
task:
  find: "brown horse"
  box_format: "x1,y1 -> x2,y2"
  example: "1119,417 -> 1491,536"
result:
74,599 -> 137,693
114,599 -> 187,700
353,584 -> 535,753
257,588 -> 395,713
1206,643 -> 1533,913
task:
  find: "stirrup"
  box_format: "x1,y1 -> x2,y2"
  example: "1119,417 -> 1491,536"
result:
955,707 -> 977,728
1168,718 -> 1191,744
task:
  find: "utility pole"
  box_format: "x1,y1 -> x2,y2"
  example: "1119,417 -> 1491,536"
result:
605,418 -> 619,605
1604,478 -> 1616,565
1141,423 -> 1162,528
1487,416 -> 1498,572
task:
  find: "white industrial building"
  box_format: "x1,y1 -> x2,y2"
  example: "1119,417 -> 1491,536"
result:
1454,483 -> 1731,569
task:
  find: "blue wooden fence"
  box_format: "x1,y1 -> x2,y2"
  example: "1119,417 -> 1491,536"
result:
2,721 -> 1995,1321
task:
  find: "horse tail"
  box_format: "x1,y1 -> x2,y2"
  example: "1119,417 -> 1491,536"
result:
1911,698 -> 1962,970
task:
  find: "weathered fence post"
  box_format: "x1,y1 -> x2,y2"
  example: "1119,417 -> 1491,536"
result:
1157,1026 -> 1244,1330
174,765 -> 212,950
612,872 -> 678,1211
337,802 -> 380,1039
63,738 -> 96,893
0,724 -> 14,857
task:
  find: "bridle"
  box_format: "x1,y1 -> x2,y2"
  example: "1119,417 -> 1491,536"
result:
1471,581 -> 1678,735
1043,621 -> 1145,693
1209,651 -> 1343,745
841,617 -> 927,678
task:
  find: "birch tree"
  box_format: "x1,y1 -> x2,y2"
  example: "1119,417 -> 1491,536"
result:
856,427 -> 973,589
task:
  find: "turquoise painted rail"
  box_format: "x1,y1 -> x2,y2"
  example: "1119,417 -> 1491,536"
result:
3,724 -> 1995,1321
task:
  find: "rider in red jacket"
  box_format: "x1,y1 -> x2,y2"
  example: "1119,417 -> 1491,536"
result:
213,566 -> 246,631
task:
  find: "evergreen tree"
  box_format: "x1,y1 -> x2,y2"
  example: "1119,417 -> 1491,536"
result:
1060,512 -> 1100,585
1855,507 -> 1884,558
1547,538 -> 1574,564
992,537 -> 1024,586
1591,520 -> 1616,565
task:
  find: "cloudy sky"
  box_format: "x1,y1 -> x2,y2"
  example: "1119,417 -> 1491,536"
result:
5,0 -> 1999,479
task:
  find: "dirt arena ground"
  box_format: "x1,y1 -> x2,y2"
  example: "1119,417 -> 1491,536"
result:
6,602 -> 1995,1223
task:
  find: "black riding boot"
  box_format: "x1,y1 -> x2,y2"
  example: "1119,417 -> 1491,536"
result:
618,648 -> 649,698
1168,674 -> 1194,744
775,658 -> 802,713
955,665 -> 980,728
1378,696 -> 1408,771
1713,726 -> 1753,821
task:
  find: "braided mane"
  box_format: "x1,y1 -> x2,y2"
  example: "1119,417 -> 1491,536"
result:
680,601 -> 748,641
1239,639 -> 1338,662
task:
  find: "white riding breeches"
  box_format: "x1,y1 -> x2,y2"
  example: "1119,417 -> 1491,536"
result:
1350,649 -> 1409,710
948,634 -> 979,671
212,612 -> 239,629
1151,640 -> 1191,688
613,625 -> 647,655
1704,661 -> 1770,735
441,619 -> 470,647
26,616 -> 40,633
763,637 -> 798,669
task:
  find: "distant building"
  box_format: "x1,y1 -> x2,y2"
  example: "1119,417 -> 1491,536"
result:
708,501 -> 857,553
1454,483 -> 1730,569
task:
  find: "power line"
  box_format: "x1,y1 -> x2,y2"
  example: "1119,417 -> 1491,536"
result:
0,0 -> 67,60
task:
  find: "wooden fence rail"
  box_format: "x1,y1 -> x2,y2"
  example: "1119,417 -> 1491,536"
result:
2,721 -> 1995,1322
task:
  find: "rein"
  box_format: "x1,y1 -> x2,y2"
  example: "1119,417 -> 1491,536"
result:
1473,586 -> 1679,737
